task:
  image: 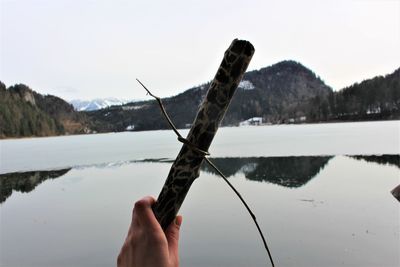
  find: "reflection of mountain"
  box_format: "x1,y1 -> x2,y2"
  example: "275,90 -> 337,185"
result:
0,169 -> 70,203
351,155 -> 400,168
1,155 -> 396,203
202,156 -> 333,188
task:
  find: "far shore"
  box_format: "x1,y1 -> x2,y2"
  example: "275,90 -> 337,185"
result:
1,119 -> 399,141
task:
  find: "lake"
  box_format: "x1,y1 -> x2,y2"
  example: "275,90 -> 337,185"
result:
0,121 -> 399,267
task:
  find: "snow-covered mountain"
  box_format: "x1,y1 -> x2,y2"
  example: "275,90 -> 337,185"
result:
70,98 -> 131,111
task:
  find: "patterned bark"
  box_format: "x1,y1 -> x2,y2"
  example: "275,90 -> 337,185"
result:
153,39 -> 255,230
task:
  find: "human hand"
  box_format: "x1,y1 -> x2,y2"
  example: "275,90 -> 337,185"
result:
117,196 -> 182,267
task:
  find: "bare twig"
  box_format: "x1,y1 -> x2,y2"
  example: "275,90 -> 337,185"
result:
137,79 -> 276,267
136,79 -> 181,138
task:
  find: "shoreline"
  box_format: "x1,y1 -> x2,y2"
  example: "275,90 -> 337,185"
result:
1,118 -> 399,141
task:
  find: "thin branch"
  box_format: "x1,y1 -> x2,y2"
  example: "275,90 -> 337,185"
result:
204,157 -> 275,267
136,79 -> 276,267
136,79 -> 182,138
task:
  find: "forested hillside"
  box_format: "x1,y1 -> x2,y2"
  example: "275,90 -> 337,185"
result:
0,83 -> 90,138
330,68 -> 400,120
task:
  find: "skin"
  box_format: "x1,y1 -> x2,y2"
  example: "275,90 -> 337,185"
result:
117,196 -> 182,267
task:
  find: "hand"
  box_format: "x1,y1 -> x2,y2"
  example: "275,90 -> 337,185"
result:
117,196 -> 182,267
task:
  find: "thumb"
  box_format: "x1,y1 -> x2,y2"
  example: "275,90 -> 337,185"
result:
166,215 -> 182,259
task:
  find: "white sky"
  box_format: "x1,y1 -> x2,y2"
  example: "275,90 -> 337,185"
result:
1,0 -> 399,101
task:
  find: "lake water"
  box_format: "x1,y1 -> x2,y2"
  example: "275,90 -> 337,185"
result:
0,121 -> 399,267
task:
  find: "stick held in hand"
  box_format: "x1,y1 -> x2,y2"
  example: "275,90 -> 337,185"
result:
152,39 -> 255,230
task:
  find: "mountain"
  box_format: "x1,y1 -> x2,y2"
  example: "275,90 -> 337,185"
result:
0,82 -> 90,138
70,98 -> 132,111
224,60 -> 332,124
87,60 -> 333,132
87,61 -> 399,132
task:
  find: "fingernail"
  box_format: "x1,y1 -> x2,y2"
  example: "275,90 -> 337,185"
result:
175,215 -> 183,227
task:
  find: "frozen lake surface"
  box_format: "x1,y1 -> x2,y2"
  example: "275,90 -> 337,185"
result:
1,120 -> 399,174
0,121 -> 399,266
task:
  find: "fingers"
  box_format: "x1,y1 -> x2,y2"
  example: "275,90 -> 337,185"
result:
132,196 -> 161,230
166,215 -> 182,261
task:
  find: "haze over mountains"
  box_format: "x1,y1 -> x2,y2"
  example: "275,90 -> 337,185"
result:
70,98 -> 133,111
1,60 -> 399,138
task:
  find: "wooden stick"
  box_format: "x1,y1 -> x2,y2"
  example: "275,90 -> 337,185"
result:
153,39 -> 255,230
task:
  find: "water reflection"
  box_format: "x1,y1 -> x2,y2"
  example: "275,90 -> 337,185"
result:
203,156 -> 333,187
0,169 -> 70,203
351,154 -> 400,168
1,155 -> 398,204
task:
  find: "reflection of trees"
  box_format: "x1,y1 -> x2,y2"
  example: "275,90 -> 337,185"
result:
1,155 -> 395,203
0,169 -> 70,203
351,155 -> 399,168
202,156 -> 333,188
202,155 -> 399,188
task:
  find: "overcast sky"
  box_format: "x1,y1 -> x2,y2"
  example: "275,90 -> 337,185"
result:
1,0 -> 399,101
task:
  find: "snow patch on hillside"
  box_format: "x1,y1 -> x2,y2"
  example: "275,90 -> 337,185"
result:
238,80 -> 255,90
